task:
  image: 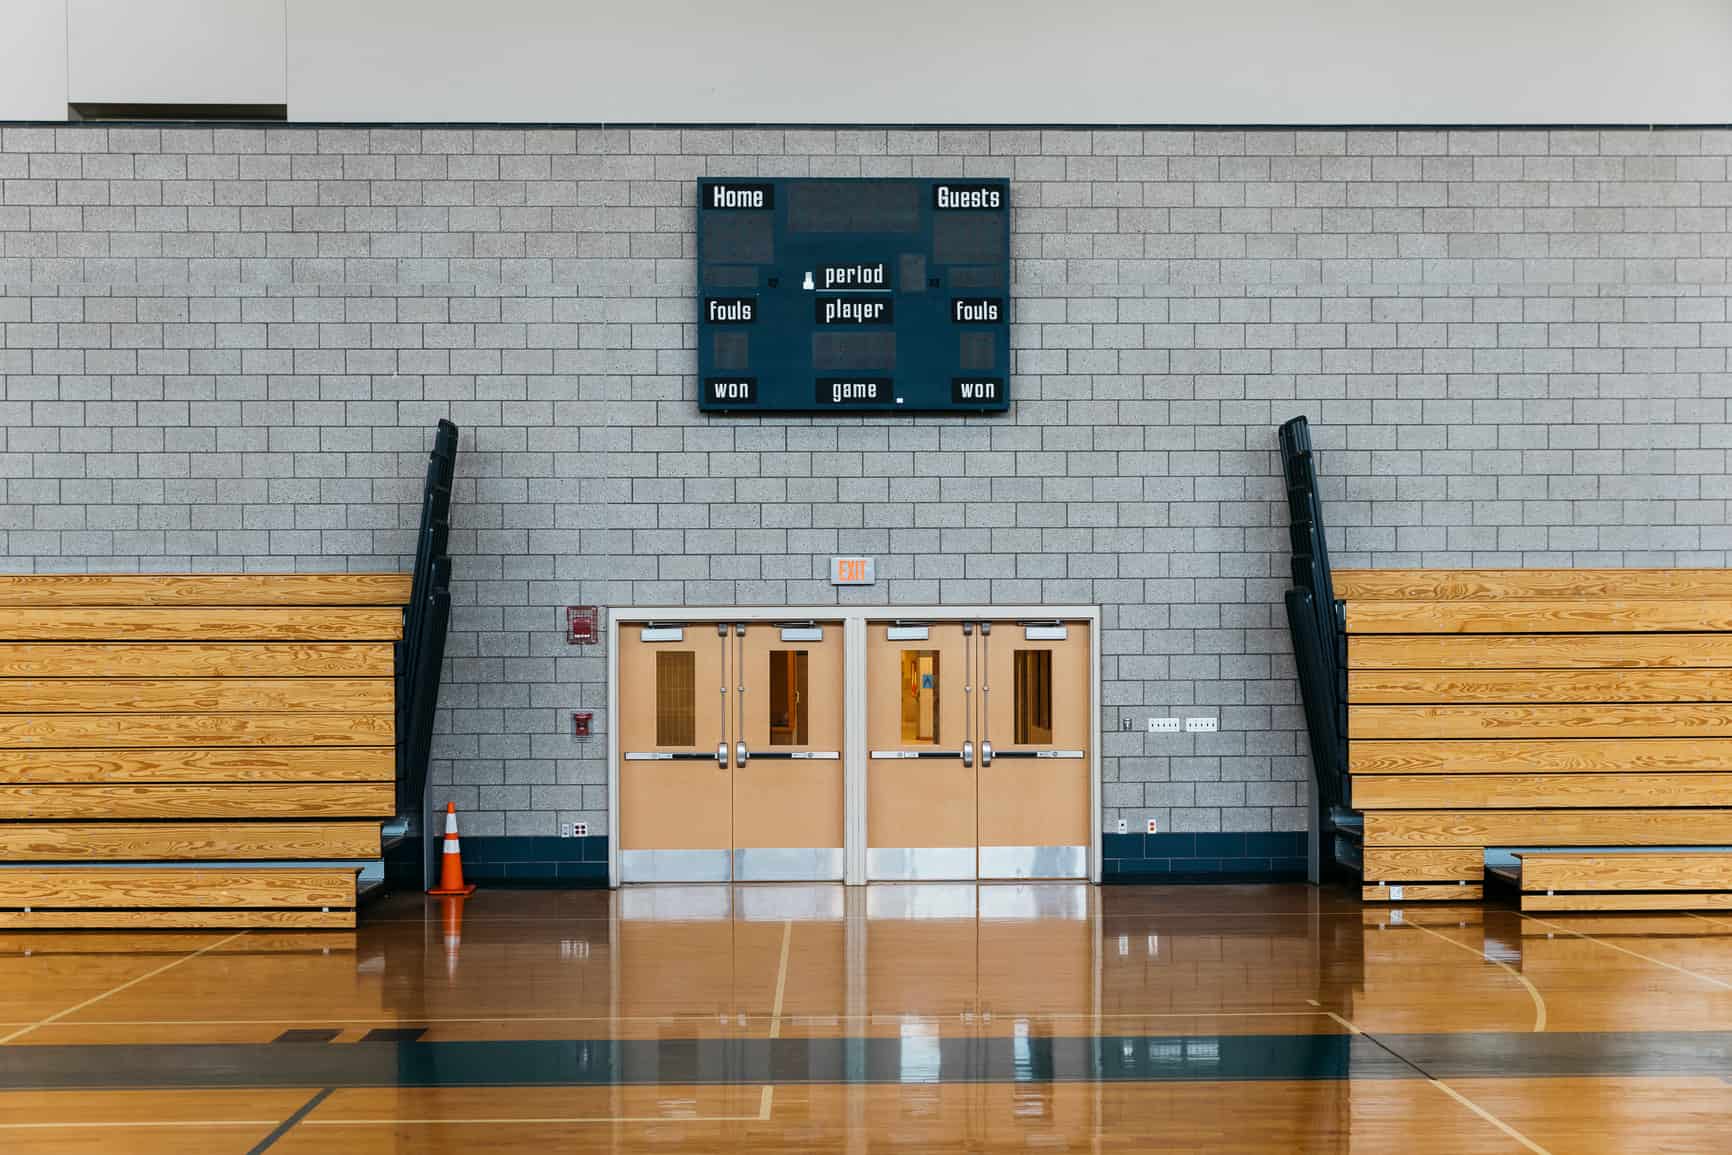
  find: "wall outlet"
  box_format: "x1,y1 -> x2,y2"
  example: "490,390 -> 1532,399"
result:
559,822 -> 573,838
1116,818 -> 1127,834
1146,818 -> 1159,834
1148,717 -> 1180,733
1184,716 -> 1218,733
573,821 -> 588,837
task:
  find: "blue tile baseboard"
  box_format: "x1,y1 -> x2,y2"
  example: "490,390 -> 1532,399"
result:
1102,832 -> 1307,884
421,832 -> 1304,887
453,835 -> 609,887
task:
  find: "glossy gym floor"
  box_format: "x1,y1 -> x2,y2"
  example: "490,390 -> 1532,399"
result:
4,883 -> 1732,1152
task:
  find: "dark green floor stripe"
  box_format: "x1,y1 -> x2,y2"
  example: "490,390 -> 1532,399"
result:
0,1031 -> 1729,1092
246,1087 -> 332,1154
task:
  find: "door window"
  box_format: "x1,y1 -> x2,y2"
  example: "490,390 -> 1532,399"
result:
899,650 -> 941,743
655,651 -> 696,746
768,649 -> 809,746
1013,649 -> 1054,745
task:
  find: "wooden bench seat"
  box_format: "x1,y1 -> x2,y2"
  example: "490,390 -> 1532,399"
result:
1512,851 -> 1732,912
0,573 -> 409,929
1340,568 -> 1732,905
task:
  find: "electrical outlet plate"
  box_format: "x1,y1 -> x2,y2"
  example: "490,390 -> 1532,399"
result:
1146,818 -> 1158,834
1184,717 -> 1218,733
559,822 -> 573,838
1116,818 -> 1127,834
573,821 -> 588,837
1148,717 -> 1180,733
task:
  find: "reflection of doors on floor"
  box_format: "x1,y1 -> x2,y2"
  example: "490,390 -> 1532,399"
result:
867,621 -> 1091,881
617,621 -> 843,883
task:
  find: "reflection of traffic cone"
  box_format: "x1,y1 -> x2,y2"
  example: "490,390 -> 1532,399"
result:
428,802 -> 477,896
438,895 -> 464,978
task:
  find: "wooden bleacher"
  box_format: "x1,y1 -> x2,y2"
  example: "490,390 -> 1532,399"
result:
0,573 -> 409,929
1338,567 -> 1732,910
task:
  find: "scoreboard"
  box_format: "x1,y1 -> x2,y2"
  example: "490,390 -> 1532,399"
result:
696,178 -> 1010,413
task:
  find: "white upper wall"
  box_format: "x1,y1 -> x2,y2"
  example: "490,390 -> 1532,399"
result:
68,0 -> 285,107
0,0 -> 70,120
286,0 -> 1732,124
2,0 -> 1728,123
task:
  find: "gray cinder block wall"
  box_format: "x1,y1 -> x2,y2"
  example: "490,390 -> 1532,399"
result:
2,124 -> 1729,842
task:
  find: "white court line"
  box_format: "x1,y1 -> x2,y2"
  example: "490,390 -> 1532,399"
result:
1521,913 -> 1732,991
1399,919 -> 1548,1032
0,930 -> 248,1045
759,917 -> 794,1121
1306,999 -> 1552,1155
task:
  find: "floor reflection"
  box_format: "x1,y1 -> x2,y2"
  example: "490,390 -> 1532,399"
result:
7,884 -> 1732,1150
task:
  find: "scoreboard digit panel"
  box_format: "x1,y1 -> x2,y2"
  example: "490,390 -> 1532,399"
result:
697,178 -> 1010,414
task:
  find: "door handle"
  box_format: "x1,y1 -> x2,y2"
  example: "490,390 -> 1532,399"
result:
716,741 -> 729,768
962,741 -> 974,768
980,740 -> 993,767
736,741 -> 748,767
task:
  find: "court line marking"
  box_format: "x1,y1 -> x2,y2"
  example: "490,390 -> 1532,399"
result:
16,1009 -> 1338,1029
1425,1078 -> 1553,1155
1398,920 -> 1547,1032
0,1121 -> 281,1131
1520,913 -> 1732,991
769,918 -> 793,1039
0,930 -> 248,1046
1305,1000 -> 1361,1035
247,1087 -> 333,1154
1313,1001 -> 1553,1155
300,1115 -> 771,1126
759,917 -> 794,1122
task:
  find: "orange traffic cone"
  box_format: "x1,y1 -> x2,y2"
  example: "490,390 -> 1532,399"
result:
428,801 -> 477,896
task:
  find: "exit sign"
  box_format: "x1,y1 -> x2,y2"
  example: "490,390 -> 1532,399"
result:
831,557 -> 875,586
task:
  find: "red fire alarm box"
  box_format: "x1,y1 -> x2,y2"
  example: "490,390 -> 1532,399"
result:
566,605 -> 598,644
571,711 -> 593,738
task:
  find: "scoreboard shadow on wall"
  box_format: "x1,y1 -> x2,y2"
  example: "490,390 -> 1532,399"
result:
697,178 -> 1011,414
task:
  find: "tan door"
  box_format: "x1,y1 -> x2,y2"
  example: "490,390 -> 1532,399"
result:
867,622 -> 978,879
618,623 -> 731,882
732,622 -> 845,880
976,621 -> 1090,878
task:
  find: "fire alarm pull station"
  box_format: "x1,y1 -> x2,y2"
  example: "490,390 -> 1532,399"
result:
571,711 -> 593,738
567,605 -> 598,644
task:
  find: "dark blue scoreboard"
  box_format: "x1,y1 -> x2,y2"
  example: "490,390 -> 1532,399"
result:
696,178 -> 1010,413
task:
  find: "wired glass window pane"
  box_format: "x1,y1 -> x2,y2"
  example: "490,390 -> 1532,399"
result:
768,650 -> 809,746
656,651 -> 696,746
899,650 -> 940,744
1014,649 -> 1053,745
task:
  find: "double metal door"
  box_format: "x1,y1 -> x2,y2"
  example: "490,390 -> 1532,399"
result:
866,620 -> 1091,880
618,621 -> 844,882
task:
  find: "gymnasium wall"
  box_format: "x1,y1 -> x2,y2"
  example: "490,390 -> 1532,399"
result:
1,123 -> 1729,869
4,2 -> 1730,124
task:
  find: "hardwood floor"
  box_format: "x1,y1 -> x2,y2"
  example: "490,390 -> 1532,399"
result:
1,882 -> 1730,1151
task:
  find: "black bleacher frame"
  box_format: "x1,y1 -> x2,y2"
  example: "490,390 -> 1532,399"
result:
393,419 -> 458,889
1277,416 -> 1352,881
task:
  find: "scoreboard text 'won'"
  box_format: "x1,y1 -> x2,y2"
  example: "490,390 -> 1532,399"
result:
696,178 -> 1011,414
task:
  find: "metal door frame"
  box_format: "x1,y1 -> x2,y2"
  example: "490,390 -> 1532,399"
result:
608,605 -> 1102,887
